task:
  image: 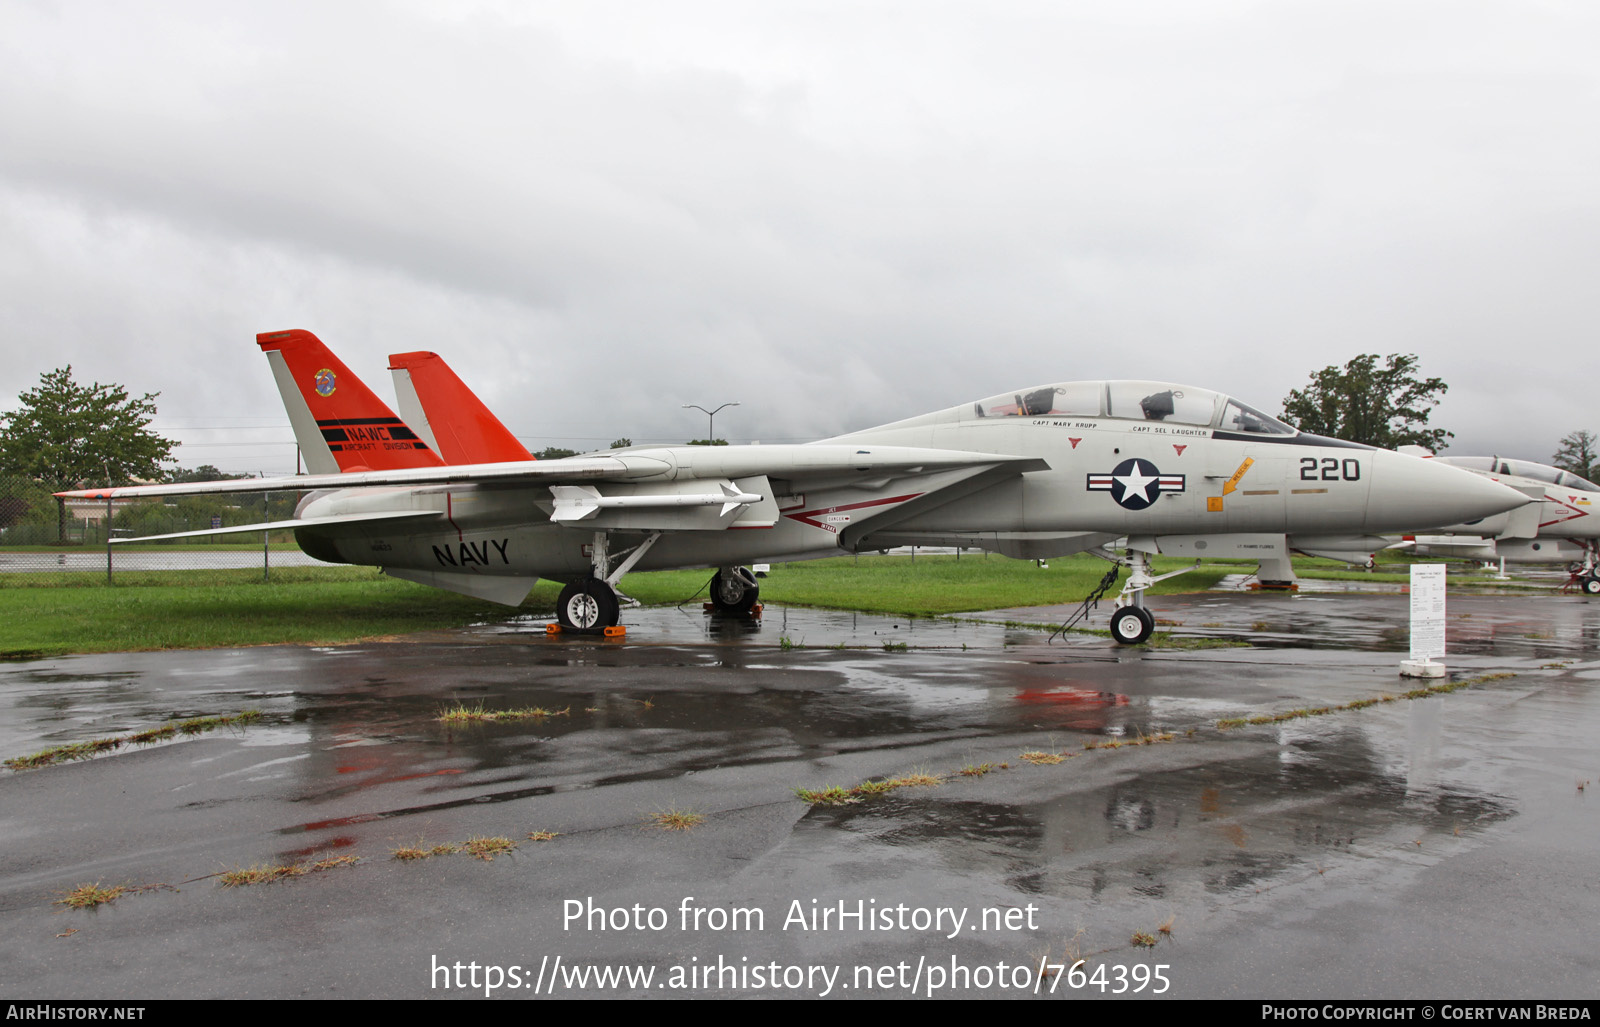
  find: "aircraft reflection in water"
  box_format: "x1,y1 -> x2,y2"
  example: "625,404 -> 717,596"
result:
62,331 -> 1529,644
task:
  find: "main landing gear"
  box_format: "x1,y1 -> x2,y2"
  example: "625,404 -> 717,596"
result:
708,566 -> 761,616
554,531 -> 661,634
1105,545 -> 1198,646
1570,542 -> 1600,595
556,577 -> 620,632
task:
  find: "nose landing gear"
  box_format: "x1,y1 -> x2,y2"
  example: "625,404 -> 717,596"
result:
1105,544 -> 1197,646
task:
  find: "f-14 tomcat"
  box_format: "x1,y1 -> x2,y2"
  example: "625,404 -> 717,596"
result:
61,330 -> 1531,644
1395,455 -> 1600,593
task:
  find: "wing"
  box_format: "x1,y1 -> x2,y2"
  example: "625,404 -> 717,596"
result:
59,445 -> 1048,540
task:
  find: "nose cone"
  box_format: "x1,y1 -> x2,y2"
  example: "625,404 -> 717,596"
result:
1364,450 -> 1532,533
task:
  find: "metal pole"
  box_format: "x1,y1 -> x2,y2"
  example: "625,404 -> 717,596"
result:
105,495 -> 112,584
682,402 -> 739,443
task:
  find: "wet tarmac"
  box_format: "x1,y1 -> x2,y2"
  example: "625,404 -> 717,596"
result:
3,590 -> 1599,999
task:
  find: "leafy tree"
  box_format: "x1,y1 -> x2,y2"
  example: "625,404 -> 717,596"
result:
1552,430 -> 1599,481
609,438 -> 633,449
0,366 -> 177,490
534,446 -> 577,459
686,438 -> 730,446
1280,354 -> 1452,450
166,464 -> 249,484
0,475 -> 55,532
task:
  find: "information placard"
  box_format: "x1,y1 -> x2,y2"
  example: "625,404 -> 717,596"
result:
1409,563 -> 1447,661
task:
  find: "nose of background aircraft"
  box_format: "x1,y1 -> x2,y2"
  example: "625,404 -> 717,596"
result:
1363,450 -> 1531,533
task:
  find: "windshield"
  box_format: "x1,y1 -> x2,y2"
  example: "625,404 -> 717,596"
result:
1220,398 -> 1296,435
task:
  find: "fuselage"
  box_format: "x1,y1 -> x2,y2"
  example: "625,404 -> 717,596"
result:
295,380 -> 1527,584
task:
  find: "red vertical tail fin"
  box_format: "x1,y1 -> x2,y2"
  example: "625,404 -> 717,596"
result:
387,351 -> 533,464
256,330 -> 443,473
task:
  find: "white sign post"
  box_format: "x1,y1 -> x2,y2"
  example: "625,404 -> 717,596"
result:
1401,563 -> 1447,678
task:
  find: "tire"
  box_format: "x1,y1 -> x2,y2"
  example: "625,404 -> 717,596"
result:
556,577 -> 620,633
1583,576 -> 1600,596
710,567 -> 760,615
1110,606 -> 1155,645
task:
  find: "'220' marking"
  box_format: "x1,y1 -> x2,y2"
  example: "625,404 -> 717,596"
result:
1300,458 -> 1361,482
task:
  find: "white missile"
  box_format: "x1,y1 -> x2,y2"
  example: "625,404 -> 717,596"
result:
548,483 -> 762,523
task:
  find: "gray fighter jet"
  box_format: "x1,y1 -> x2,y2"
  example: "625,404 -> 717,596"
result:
1397,455 -> 1600,592
61,331 -> 1530,644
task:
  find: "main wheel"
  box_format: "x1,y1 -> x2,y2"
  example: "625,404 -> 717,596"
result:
1110,606 -> 1155,645
710,567 -> 760,615
1583,576 -> 1600,596
556,577 -> 620,633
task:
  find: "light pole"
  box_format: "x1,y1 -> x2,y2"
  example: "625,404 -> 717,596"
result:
683,402 -> 739,443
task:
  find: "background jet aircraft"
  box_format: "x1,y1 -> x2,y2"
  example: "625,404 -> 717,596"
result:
1394,455 -> 1600,592
62,331 -> 1531,644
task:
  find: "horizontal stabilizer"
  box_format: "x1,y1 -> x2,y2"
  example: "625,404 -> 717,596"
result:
108,510 -> 440,544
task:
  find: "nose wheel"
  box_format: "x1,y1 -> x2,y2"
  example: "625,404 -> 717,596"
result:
1110,606 -> 1156,645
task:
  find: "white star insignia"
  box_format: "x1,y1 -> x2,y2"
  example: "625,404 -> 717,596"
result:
1114,461 -> 1159,504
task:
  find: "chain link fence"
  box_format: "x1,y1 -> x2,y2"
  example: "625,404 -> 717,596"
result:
0,476 -> 324,584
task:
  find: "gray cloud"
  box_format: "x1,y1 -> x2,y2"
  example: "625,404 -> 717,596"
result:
2,1 -> 1597,472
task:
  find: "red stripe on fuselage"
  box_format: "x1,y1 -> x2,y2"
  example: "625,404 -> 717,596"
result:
783,493 -> 925,530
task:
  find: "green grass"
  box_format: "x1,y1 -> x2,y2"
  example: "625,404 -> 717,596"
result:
1215,672 -> 1516,729
0,570 -> 555,656
621,554 -> 1244,618
5,710 -> 261,770
0,551 -> 1460,657
57,882 -> 127,908
437,702 -> 570,724
0,542 -> 304,553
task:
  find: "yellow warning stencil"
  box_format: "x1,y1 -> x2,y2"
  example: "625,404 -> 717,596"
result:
1222,457 -> 1255,496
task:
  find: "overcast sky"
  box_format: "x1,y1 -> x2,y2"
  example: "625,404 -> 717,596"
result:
2,1 -> 1596,474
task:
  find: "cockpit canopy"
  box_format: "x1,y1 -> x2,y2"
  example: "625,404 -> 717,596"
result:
1439,456 -> 1600,493
969,380 -> 1296,435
